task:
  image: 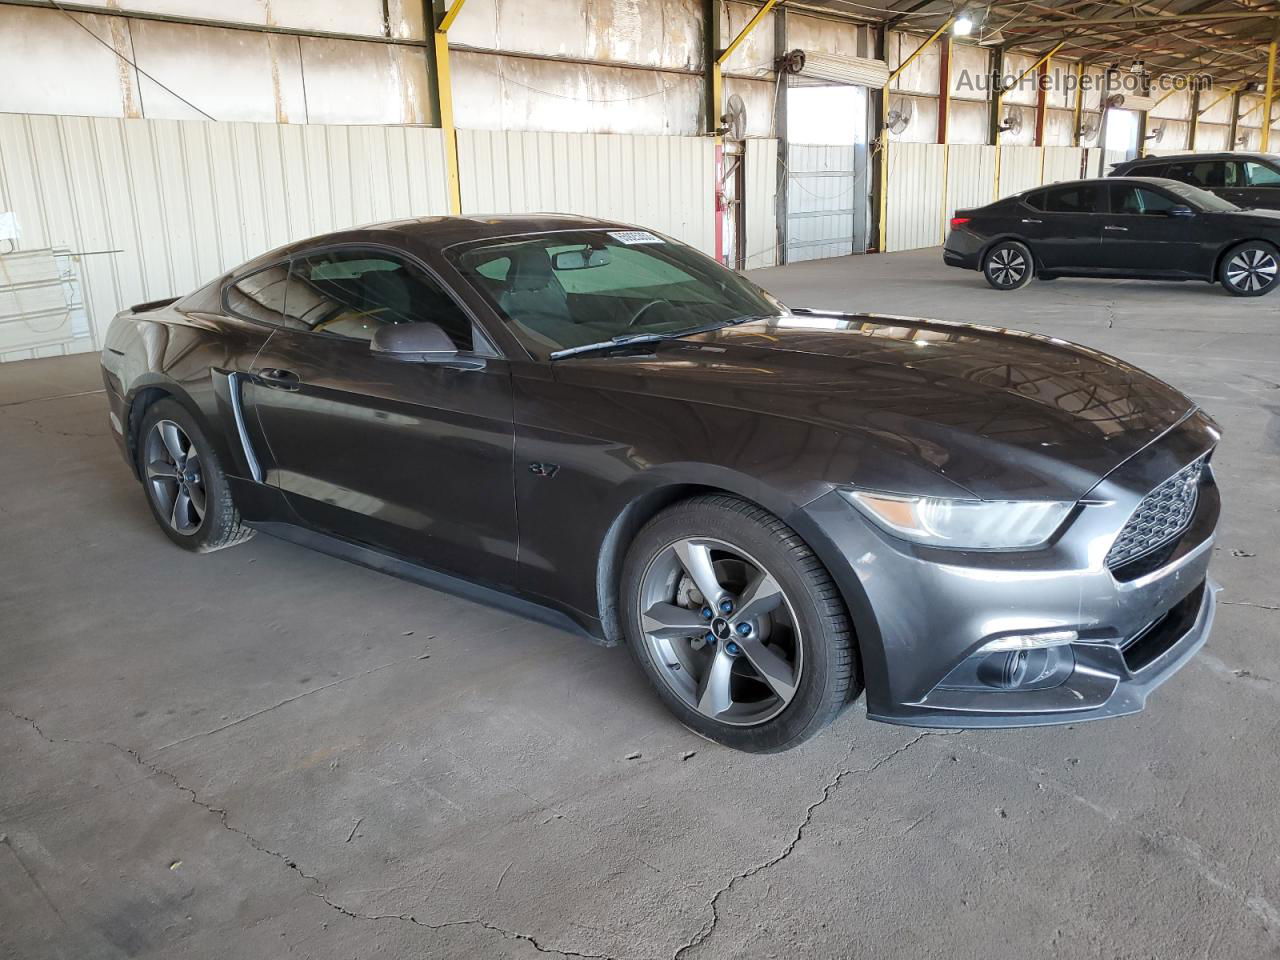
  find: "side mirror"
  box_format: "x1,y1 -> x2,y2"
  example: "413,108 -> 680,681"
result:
1167,205 -> 1195,217
370,322 -> 458,362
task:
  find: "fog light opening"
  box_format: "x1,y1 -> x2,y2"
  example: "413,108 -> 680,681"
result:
978,650 -> 1029,689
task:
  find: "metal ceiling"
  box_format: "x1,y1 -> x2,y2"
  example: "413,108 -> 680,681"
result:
792,0 -> 1279,84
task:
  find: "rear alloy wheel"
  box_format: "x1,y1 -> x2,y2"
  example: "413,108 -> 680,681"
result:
1220,242 -> 1279,297
137,398 -> 253,553
622,495 -> 858,752
983,240 -> 1034,291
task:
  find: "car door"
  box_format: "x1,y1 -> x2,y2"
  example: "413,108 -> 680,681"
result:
1098,182 -> 1203,276
1018,183 -> 1106,271
1165,158 -> 1247,207
243,246 -> 518,586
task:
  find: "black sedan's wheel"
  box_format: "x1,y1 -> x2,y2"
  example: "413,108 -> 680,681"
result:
137,398 -> 253,553
983,241 -> 1034,291
621,495 -> 858,753
1220,241 -> 1279,297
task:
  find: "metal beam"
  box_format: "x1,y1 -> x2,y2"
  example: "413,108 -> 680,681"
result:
432,0 -> 466,215
437,0 -> 469,33
1071,59 -> 1085,147
716,0 -> 778,66
1264,37 -> 1277,152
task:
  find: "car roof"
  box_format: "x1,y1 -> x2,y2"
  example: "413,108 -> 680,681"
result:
232,213 -> 639,276
1017,176 -> 1187,193
1120,152 -> 1278,164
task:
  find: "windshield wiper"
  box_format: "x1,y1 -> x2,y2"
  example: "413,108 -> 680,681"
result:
548,315 -> 769,361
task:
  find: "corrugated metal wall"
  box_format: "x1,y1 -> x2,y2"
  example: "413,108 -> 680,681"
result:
889,144 -> 1089,252
743,138 -> 779,270
0,113 -> 450,361
456,129 -> 716,256
885,142 -> 945,253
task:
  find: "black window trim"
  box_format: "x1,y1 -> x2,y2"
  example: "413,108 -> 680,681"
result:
221,241 -> 504,359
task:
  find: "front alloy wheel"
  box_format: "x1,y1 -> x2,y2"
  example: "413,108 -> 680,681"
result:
1221,242 -> 1279,297
637,537 -> 801,726
622,495 -> 858,752
983,240 -> 1034,291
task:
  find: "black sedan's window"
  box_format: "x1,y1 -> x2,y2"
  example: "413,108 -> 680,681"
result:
1166,160 -> 1241,189
282,250 -> 474,351
1042,184 -> 1101,214
1109,184 -> 1180,215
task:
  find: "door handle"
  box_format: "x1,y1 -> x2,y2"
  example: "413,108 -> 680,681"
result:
1021,218 -> 1042,224
1104,225 -> 1129,232
255,367 -> 301,389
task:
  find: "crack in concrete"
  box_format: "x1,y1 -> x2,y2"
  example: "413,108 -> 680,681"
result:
949,738 -> 1280,941
0,388 -> 106,408
672,731 -> 949,959
148,653 -> 430,756
3,707 -> 635,960
1221,599 -> 1280,613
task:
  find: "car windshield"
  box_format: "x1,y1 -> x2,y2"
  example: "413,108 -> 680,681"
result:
448,230 -> 781,359
1157,179 -> 1240,213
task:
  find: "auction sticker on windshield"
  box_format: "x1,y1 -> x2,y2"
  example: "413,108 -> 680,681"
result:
608,230 -> 664,245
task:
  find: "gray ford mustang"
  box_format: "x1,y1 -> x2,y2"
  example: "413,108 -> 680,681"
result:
101,214 -> 1221,752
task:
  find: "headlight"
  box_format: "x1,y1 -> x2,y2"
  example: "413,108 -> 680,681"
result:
840,490 -> 1073,550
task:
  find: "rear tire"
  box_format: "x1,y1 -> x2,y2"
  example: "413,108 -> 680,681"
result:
1219,241 -> 1279,297
621,495 -> 859,753
137,398 -> 253,553
983,240 -> 1035,291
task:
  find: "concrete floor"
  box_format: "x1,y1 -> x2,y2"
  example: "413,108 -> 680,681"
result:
2,247 -> 1278,960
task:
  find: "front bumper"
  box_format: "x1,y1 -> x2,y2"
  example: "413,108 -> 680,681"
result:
795,415 -> 1220,729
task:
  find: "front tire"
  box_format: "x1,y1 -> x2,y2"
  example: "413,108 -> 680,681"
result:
137,398 -> 253,553
983,240 -> 1035,290
621,495 -> 858,753
1220,241 -> 1279,297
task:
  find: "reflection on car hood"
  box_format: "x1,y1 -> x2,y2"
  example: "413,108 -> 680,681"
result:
555,313 -> 1196,501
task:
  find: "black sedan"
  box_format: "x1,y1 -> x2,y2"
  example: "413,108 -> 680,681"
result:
102,215 -> 1220,751
944,177 -> 1280,296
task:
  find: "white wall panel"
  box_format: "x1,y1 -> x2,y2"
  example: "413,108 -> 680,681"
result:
1042,146 -> 1084,185
885,141 -> 945,252
997,146 -> 1043,198
945,144 -> 996,223
0,114 -> 449,361
456,129 -> 715,255
744,139 -> 779,270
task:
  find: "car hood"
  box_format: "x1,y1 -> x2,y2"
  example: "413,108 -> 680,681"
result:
553,313 -> 1196,501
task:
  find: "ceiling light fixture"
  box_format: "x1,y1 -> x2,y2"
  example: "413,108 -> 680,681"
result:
953,14 -> 974,36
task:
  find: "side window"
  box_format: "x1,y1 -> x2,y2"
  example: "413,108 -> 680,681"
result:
1139,163 -> 1169,178
1043,184 -> 1101,214
1110,184 -> 1179,215
1023,191 -> 1048,211
547,244 -> 698,298
1245,161 -> 1280,186
285,249 -> 474,351
225,264 -> 292,326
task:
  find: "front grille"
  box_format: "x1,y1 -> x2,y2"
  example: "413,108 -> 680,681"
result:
1105,457 -> 1205,572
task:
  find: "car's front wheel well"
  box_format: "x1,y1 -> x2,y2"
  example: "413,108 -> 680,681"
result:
595,484 -> 741,644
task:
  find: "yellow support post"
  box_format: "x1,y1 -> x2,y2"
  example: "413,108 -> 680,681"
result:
433,0 -> 469,215
878,17 -> 954,253
1264,38 -> 1278,152
1071,60 -> 1084,147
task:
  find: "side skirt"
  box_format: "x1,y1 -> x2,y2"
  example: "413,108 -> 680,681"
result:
247,519 -> 609,646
